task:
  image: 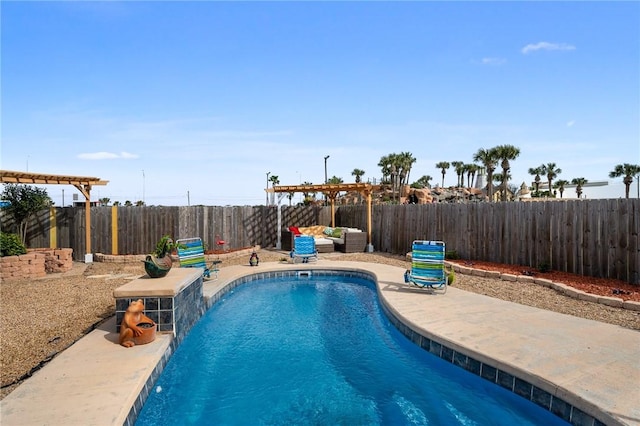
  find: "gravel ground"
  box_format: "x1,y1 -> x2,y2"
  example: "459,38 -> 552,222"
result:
1,249 -> 639,400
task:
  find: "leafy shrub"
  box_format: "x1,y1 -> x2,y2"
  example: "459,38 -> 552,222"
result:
0,232 -> 27,257
537,261 -> 551,273
445,250 -> 460,260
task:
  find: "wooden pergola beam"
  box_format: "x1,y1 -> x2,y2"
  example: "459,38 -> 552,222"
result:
0,170 -> 109,262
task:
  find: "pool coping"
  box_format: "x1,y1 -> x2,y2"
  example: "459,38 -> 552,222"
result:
1,260 -> 638,426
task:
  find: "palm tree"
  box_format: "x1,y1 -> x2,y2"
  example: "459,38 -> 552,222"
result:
435,161 -> 450,187
492,172 -> 512,201
267,175 -> 280,206
464,164 -> 478,188
388,156 -> 400,201
542,163 -> 562,198
414,175 -> 432,189
609,163 -> 640,199
351,168 -> 365,183
124,200 -> 133,206
554,179 -> 569,198
135,200 -> 145,206
493,144 -> 520,201
379,152 -> 416,201
113,201 -> 121,206
378,154 -> 393,183
528,166 -> 543,196
571,177 -> 588,198
398,152 -> 417,186
98,197 -> 111,206
451,161 -> 465,187
287,191 -> 295,206
301,181 -> 315,204
473,148 -> 498,201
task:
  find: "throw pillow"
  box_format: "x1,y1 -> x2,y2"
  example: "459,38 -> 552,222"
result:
289,226 -> 301,236
323,227 -> 334,236
331,228 -> 342,238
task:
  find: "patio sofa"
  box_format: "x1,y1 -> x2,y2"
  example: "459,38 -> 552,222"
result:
330,228 -> 367,253
281,225 -> 367,253
282,226 -> 334,253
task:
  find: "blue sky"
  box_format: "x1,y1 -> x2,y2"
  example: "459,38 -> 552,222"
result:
2,1 -> 639,205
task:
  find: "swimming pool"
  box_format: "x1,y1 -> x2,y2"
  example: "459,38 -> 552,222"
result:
136,273 -> 568,425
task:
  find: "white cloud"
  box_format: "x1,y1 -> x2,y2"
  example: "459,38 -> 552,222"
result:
521,42 -> 576,54
120,151 -> 139,159
77,151 -> 139,160
481,57 -> 506,65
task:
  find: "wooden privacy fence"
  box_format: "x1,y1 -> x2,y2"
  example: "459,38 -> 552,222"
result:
336,199 -> 639,285
1,205 -> 330,261
1,199 -> 638,284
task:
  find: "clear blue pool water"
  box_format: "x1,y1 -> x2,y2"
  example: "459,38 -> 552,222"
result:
137,274 -> 568,425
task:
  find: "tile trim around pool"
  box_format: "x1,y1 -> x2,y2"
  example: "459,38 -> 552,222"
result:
124,269 -> 606,426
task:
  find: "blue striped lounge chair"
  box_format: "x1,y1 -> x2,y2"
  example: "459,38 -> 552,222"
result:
291,235 -> 318,263
176,237 -> 221,280
405,240 -> 448,293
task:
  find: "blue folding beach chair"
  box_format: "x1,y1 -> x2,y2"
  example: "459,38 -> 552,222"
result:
405,240 -> 448,293
176,237 -> 221,280
290,235 -> 318,263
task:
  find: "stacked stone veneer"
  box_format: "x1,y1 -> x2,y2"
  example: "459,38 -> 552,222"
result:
0,248 -> 73,280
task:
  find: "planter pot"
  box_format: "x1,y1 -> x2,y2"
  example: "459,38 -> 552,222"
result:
133,321 -> 157,345
142,254 -> 172,278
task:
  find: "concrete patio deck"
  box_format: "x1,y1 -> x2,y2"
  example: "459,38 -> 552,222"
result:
1,260 -> 638,425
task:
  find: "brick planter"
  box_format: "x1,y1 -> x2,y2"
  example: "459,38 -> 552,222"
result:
0,248 -> 73,281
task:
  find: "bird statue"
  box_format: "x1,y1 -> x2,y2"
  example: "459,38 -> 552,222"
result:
249,251 -> 259,266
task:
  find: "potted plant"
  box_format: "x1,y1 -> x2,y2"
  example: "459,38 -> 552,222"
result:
142,235 -> 182,278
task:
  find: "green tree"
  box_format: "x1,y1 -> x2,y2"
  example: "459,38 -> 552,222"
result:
554,179 -> 569,198
269,175 -> 280,187
493,144 -> 520,201
98,197 -> 111,206
379,152 -> 415,202
135,200 -> 145,206
435,161 -> 450,187
377,154 -> 393,183
451,161 -> 465,187
571,177 -> 588,198
327,176 -> 343,184
398,151 -> 417,186
492,172 -> 512,201
528,166 -> 543,196
473,148 -> 498,202
301,181 -> 315,202
0,184 -> 53,244
542,163 -> 561,198
464,163 -> 478,188
124,200 -> 133,206
351,168 -> 365,183
609,163 -> 640,199
413,175 -> 432,189
113,201 -> 121,206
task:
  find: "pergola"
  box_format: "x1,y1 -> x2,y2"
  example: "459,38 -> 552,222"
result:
269,182 -> 378,250
0,170 -> 109,262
